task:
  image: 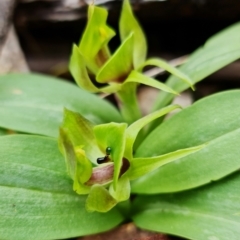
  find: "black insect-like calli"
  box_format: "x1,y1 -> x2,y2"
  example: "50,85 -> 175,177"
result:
97,147 -> 111,164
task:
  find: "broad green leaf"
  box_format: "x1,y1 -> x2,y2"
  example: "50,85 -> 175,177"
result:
138,58 -> 194,90
0,73 -> 122,137
128,145 -> 204,180
69,44 -> 99,92
79,5 -> 115,73
152,22 -> 240,111
94,123 -> 127,190
116,82 -> 141,124
109,175 -> 130,202
86,184 -> 117,213
97,33 -> 134,83
60,108 -> 102,164
132,172 -> 240,240
120,0 -> 147,68
124,70 -> 178,95
132,90 -> 240,193
124,104 -> 181,159
0,135 -> 124,240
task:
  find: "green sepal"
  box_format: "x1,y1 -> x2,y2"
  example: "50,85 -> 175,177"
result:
69,44 -> 99,92
138,58 -> 194,90
120,0 -> 147,68
128,145 -> 205,180
124,70 -> 179,95
79,5 -> 116,73
124,104 -> 181,160
96,33 -> 134,83
109,175 -> 130,202
59,108 -> 102,164
93,123 -> 127,190
86,184 -> 117,212
58,128 -> 91,194
75,147 -> 93,183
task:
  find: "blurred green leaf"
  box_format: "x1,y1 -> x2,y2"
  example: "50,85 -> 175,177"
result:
132,90 -> 240,193
79,5 -> 115,73
138,58 -> 194,90
119,0 -> 147,68
0,135 -> 124,240
152,22 -> 240,112
0,128 -> 7,136
94,122 -> 127,189
97,33 -> 134,83
0,73 -> 122,137
132,172 -> 240,240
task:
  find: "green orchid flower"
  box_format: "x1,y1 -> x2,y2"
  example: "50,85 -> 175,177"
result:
69,0 -> 194,124
58,107 -> 204,213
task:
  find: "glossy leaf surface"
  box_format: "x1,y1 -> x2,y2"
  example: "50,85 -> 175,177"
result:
132,90 -> 240,193
0,135 -> 124,240
0,73 -> 122,137
132,172 -> 240,240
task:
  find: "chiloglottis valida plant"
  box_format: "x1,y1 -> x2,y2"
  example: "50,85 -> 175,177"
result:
69,0 -> 194,123
58,107 -> 204,212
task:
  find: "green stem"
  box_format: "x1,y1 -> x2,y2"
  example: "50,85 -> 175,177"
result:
116,83 -> 141,124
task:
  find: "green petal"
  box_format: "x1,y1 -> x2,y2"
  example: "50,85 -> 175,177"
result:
93,122 -> 127,190
124,104 -> 181,160
86,184 -> 117,212
69,44 -> 99,92
60,108 -> 102,164
79,5 -> 115,73
124,70 -> 179,95
120,0 -> 147,68
138,58 -> 194,90
129,145 -> 205,180
109,175 -> 130,202
96,33 -> 134,83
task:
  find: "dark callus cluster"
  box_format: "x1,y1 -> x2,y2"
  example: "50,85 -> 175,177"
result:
97,147 -> 111,164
